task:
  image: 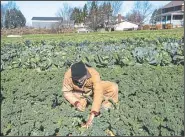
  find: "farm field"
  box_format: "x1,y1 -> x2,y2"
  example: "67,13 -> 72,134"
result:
1,28 -> 184,136
1,28 -> 183,44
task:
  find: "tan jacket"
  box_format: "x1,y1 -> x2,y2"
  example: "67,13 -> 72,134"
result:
62,66 -> 103,113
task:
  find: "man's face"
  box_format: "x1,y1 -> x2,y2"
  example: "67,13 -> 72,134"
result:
73,75 -> 87,87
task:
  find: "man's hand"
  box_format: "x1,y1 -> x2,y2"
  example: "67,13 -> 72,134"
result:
81,121 -> 92,129
81,113 -> 95,129
74,99 -> 87,111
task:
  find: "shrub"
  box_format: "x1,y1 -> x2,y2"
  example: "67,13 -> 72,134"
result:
150,25 -> 157,30
143,25 -> 151,30
165,24 -> 173,29
156,24 -> 162,30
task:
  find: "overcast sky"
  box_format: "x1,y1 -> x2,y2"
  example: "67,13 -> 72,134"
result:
1,1 -> 170,26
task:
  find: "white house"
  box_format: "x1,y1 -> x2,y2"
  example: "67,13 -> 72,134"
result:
114,21 -> 138,31
156,1 -> 184,27
104,13 -> 138,31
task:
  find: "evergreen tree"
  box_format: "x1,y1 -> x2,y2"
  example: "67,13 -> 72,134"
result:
70,8 -> 83,23
1,1 -> 19,28
83,4 -> 88,23
89,1 -> 98,30
5,8 -> 26,29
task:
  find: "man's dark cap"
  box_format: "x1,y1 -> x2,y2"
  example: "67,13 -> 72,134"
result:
71,61 -> 87,80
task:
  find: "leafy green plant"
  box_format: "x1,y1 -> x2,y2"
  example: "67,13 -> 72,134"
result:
1,65 -> 184,136
1,38 -> 183,72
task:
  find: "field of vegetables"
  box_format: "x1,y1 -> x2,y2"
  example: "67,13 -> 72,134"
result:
1,28 -> 184,136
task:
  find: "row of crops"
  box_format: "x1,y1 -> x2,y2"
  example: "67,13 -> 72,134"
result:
1,37 -> 184,72
1,33 -> 184,136
1,65 -> 184,136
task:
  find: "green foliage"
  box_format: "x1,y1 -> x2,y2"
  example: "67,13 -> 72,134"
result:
1,37 -> 183,72
5,8 -> 26,29
1,31 -> 184,136
1,65 -> 184,136
70,7 -> 84,23
1,1 -> 19,28
83,4 -> 88,21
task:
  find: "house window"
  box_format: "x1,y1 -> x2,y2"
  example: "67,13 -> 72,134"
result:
162,6 -> 182,13
169,7 -> 173,12
162,16 -> 166,21
167,15 -> 171,21
174,6 -> 181,11
173,15 -> 183,20
162,9 -> 166,13
162,16 -> 171,21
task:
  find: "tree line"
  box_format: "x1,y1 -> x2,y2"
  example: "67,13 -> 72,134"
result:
1,1 -> 163,30
56,1 -> 162,31
56,1 -> 123,31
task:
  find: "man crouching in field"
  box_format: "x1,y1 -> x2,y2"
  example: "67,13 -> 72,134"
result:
62,61 -> 118,128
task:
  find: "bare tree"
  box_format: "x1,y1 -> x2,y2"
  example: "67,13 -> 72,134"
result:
150,8 -> 162,25
132,1 -> 154,24
56,2 -> 73,30
56,2 -> 73,21
125,10 -> 143,24
110,1 -> 123,16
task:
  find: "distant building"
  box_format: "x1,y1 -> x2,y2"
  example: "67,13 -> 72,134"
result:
32,17 -> 63,29
103,13 -> 138,31
74,23 -> 87,28
115,14 -> 125,23
31,17 -> 75,29
103,13 -> 124,29
77,28 -> 90,33
74,22 -> 92,33
59,20 -> 75,28
113,14 -> 138,31
114,20 -> 138,31
156,1 -> 184,27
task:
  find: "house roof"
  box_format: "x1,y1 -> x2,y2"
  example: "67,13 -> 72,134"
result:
115,20 -> 139,25
32,17 -> 63,20
162,1 -> 184,9
60,20 -> 75,24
